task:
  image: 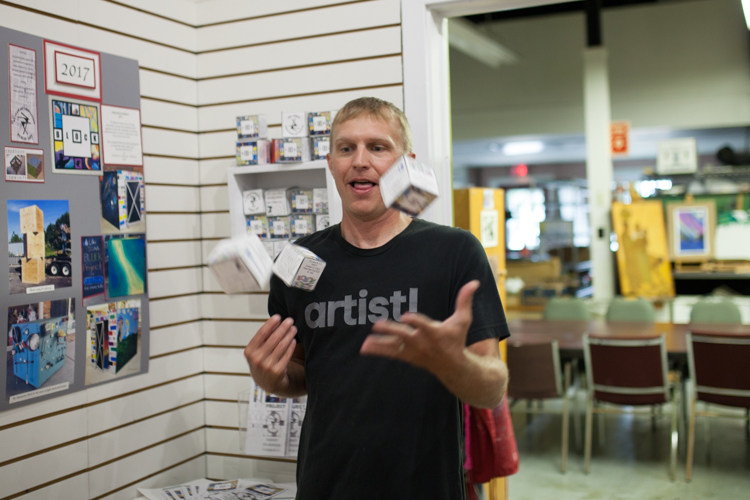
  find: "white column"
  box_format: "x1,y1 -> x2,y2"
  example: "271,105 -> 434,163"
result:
583,47 -> 615,301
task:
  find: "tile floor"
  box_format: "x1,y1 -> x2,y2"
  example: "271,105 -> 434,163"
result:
507,397 -> 750,500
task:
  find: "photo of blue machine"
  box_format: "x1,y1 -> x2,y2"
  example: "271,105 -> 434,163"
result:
10,316 -> 68,388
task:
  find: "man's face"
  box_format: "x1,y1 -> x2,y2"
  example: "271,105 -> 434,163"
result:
327,114 -> 405,221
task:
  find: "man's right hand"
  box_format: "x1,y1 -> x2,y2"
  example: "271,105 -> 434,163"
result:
244,314 -> 299,395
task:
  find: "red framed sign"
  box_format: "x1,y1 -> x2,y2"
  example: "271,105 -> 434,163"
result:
44,40 -> 101,102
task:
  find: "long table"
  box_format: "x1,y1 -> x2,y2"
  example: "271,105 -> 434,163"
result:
506,319 -> 750,362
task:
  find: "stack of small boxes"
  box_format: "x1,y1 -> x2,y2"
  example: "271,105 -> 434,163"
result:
236,115 -> 270,165
243,187 -> 330,260
20,205 -> 46,284
235,111 -> 335,166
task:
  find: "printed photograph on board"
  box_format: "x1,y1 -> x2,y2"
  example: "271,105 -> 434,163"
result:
81,236 -> 105,306
7,200 -> 72,295
4,147 -> 44,183
49,96 -> 102,175
85,299 -> 141,386
99,166 -> 145,234
6,298 -> 75,404
104,234 -> 147,299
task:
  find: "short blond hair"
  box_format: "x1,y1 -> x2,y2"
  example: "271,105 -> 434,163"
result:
331,97 -> 412,154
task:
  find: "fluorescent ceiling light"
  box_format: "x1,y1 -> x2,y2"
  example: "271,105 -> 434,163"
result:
503,141 -> 544,156
743,0 -> 750,30
448,18 -> 518,68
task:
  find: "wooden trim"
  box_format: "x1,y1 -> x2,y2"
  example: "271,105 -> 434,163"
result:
204,371 -> 251,377
150,291 -> 205,302
140,96 -> 198,108
145,183 -> 202,189
199,27 -> 402,56
151,319 -> 203,331
198,82 -> 404,108
196,0 -> 375,28
142,153 -> 201,160
139,67 -> 198,83
142,124 -> 199,134
149,264 -> 206,272
89,427 -> 204,471
146,211 -> 202,215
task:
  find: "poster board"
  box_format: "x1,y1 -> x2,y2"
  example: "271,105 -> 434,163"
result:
666,200 -> 716,262
0,26 -> 150,412
611,201 -> 675,299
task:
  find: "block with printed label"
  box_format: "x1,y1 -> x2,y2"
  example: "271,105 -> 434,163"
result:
379,155 -> 439,216
243,189 -> 265,215
291,215 -> 314,237
311,136 -> 330,160
308,111 -> 332,136
236,115 -> 268,140
315,214 -> 330,232
246,215 -> 269,239
273,138 -> 311,163
264,189 -> 291,216
290,190 -> 313,213
268,216 -> 290,240
281,112 -> 308,137
313,188 -> 328,214
236,140 -> 270,166
207,235 -> 274,294
272,244 -> 326,291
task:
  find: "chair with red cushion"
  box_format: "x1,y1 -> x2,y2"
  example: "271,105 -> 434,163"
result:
507,340 -> 576,473
583,334 -> 679,480
686,329 -> 750,481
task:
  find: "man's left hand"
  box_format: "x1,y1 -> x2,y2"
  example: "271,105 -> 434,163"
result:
360,279 -> 479,378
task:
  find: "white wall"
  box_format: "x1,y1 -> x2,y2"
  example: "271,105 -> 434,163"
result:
450,0 -> 750,140
0,1 -> 404,498
195,0 -> 403,481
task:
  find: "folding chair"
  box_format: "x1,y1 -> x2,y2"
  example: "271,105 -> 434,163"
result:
583,334 -> 679,480
507,340 -> 577,473
686,330 -> 750,481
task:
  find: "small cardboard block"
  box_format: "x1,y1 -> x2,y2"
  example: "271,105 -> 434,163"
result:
207,235 -> 273,294
313,188 -> 328,214
282,112 -> 308,137
236,140 -> 270,166
23,232 -> 45,259
246,215 -> 269,239
311,136 -> 330,160
20,205 -> 44,234
315,214 -> 330,232
21,257 -> 45,284
243,189 -> 265,215
268,216 -> 290,239
265,189 -> 291,216
291,215 -> 314,237
291,189 -> 313,213
308,111 -> 332,136
237,115 -> 268,140
380,155 -> 439,216
274,137 -> 311,163
272,244 -> 326,291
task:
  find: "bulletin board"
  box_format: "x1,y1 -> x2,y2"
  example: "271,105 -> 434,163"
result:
0,26 -> 149,412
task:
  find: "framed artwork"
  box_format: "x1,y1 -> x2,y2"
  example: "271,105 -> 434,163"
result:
667,201 -> 716,262
611,201 -> 675,298
8,44 -> 39,144
49,96 -> 102,175
43,40 -> 101,102
4,147 -> 44,183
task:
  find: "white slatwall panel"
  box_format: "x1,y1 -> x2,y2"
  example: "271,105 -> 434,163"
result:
1,1 -> 405,497
196,0 -> 399,52
195,1 -> 403,481
198,86 -> 404,132
197,56 -> 403,105
195,0 -> 356,26
144,157 -> 201,186
197,26 -> 401,78
151,321 -> 203,357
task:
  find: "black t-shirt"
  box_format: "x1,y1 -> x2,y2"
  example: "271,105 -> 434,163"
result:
268,218 -> 511,500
